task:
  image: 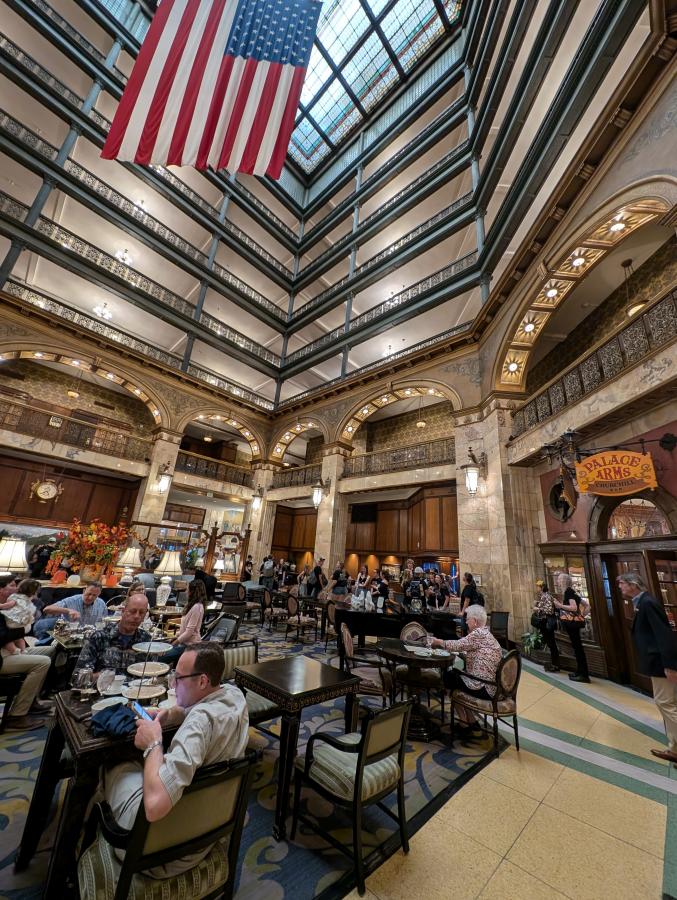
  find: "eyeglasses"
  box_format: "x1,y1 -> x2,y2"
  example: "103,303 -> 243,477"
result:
168,671 -> 202,688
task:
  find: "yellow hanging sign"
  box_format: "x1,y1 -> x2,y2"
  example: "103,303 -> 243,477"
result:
575,451 -> 657,496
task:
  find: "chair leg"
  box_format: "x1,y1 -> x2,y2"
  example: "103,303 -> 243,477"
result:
397,777 -> 409,854
513,715 -> 520,751
353,803 -> 365,896
290,774 -> 302,841
492,715 -> 499,750
440,690 -> 445,725
450,702 -> 455,742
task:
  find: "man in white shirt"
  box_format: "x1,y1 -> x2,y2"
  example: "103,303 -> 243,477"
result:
104,642 -> 249,876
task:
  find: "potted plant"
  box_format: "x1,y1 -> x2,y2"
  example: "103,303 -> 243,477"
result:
521,629 -> 544,658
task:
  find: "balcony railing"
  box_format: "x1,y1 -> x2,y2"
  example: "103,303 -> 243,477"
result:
286,252 -> 477,363
272,463 -> 322,489
175,450 -> 253,487
184,364 -> 274,410
342,437 -> 456,477
510,289 -> 677,438
0,397 -> 152,461
293,191 -> 474,319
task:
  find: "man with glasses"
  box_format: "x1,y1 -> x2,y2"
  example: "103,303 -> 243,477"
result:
103,643 -> 249,876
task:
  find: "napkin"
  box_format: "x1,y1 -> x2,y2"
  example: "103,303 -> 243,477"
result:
90,703 -> 136,737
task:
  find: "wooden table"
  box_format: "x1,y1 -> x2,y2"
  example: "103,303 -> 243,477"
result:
376,638 -> 456,742
234,655 -> 359,841
335,608 -> 459,665
15,691 -> 174,895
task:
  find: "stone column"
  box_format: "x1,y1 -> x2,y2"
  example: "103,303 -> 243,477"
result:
455,404 -> 543,640
131,430 -> 182,536
313,444 -> 351,569
246,465 -> 277,572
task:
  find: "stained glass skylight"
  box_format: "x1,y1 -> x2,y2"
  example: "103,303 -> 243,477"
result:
288,0 -> 463,175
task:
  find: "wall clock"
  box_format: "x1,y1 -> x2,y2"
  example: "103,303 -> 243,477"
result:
29,479 -> 64,503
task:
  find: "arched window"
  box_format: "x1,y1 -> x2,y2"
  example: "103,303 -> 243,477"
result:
607,498 -> 671,540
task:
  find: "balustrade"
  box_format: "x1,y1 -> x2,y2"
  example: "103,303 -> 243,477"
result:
175,451 -> 253,487
272,463 -> 322,488
342,438 -> 456,477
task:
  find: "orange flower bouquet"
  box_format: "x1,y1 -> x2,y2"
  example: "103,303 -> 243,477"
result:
46,518 -> 130,576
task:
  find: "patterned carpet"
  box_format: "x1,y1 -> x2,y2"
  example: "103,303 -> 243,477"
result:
0,622 -> 501,899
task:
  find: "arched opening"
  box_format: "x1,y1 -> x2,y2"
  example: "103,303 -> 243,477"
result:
607,498 -> 671,540
339,385 -> 454,445
270,420 -> 326,466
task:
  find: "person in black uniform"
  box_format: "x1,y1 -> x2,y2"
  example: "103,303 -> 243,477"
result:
405,567 -> 425,610
554,573 -> 590,683
619,572 -> 677,764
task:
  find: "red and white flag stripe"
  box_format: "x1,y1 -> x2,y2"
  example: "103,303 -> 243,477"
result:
102,0 -> 311,178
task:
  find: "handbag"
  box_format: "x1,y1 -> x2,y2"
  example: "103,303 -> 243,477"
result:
531,612 -> 547,629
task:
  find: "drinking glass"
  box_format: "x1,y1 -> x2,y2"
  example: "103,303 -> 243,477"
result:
96,669 -> 116,694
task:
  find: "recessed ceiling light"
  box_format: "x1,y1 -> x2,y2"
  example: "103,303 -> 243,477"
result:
197,414 -> 204,419
362,407 -> 369,414
106,372 -> 115,379
523,323 -> 535,333
153,409 -> 160,416
346,425 -> 353,432
507,362 -> 519,372
72,359 -> 81,366
572,256 -> 586,267
204,436 -> 213,442
610,222 -> 626,232
34,352 -> 44,358
134,388 -> 141,395
546,287 -> 558,298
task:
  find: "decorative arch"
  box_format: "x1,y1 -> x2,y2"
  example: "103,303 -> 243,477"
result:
268,417 -> 330,462
492,193 -> 671,392
176,407 -> 265,460
0,342 -> 171,428
588,487 -> 677,542
336,381 -> 459,445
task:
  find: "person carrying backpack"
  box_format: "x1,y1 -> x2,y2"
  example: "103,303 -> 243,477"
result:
308,557 -> 325,600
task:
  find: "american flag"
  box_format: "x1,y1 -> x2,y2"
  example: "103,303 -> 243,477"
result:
101,0 -> 322,178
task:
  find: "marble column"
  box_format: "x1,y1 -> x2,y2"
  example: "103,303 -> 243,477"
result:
131,431 -> 182,541
313,445 -> 351,569
246,465 -> 277,572
455,405 -> 543,639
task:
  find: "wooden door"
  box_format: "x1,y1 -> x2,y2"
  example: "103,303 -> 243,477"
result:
601,553 -> 652,691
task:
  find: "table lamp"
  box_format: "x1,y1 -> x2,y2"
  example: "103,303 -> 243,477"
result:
213,558 -> 225,580
117,546 -> 142,580
154,550 -> 183,577
0,537 -> 27,576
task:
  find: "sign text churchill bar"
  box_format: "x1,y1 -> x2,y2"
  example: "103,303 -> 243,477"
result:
575,451 -> 657,496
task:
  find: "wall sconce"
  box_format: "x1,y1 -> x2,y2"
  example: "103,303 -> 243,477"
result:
251,487 -> 264,512
460,446 -> 487,495
312,478 -> 330,509
156,462 -> 173,494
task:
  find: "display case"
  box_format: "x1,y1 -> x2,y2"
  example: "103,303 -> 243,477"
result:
541,546 -> 595,642
654,556 -> 677,630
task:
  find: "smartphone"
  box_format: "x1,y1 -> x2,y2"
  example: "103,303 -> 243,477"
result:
132,700 -> 152,720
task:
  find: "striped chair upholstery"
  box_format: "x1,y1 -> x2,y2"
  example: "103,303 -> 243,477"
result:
222,641 -> 257,681
295,732 -> 399,802
78,832 -> 229,900
245,691 -> 280,718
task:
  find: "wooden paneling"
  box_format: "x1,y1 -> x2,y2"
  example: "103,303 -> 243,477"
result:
272,506 -> 317,558
375,509 -> 399,552
442,495 -> 459,550
0,454 -> 139,526
424,498 -> 440,550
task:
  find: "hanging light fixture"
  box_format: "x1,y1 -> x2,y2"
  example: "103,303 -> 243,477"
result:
622,258 -> 644,317
155,462 -> 173,494
460,447 -> 487,496
312,478 -> 330,509
251,487 -> 264,512
115,248 -> 133,266
415,392 -> 426,429
93,303 -> 113,320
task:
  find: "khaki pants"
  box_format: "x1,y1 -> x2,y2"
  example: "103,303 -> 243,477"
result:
651,676 -> 677,752
1,646 -> 54,716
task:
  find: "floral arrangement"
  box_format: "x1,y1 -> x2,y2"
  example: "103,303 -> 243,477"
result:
46,518 -> 130,575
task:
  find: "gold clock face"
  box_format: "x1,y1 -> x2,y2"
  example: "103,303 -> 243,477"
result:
35,481 -> 59,500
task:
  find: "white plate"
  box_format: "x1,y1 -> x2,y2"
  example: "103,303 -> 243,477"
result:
127,661 -> 169,677
128,677 -> 156,687
411,647 -> 432,656
431,649 -> 450,657
92,696 -> 126,711
122,684 -> 165,701
102,683 -> 127,696
132,641 -> 173,654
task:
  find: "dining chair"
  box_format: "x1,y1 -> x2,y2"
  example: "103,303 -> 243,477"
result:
222,638 -> 281,726
285,594 -> 318,642
324,601 -> 337,652
205,613 -> 241,645
262,590 -> 288,631
488,610 -> 510,648
393,623 -> 444,720
450,649 -> 521,750
340,623 -> 391,707
78,754 -> 256,900
291,701 -> 413,896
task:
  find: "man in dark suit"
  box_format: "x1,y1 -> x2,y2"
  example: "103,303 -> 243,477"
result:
618,572 -> 677,764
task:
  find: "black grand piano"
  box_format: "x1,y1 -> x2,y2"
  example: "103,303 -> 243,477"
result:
335,606 -> 459,665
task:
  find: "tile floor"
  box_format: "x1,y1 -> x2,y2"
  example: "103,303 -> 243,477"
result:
344,667 -> 676,900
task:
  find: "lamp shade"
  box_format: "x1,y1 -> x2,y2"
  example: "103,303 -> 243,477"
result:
213,559 -> 225,572
154,550 -> 183,577
0,538 -> 28,573
117,547 -> 142,568
464,464 -> 480,495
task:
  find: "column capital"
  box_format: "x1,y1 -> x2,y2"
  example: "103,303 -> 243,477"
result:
322,442 -> 352,458
151,428 -> 183,445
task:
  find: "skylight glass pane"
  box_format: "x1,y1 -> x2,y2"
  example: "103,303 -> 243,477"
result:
308,78 -> 362,142
301,45 -> 332,106
317,0 -> 370,66
342,31 -> 398,112
289,118 -> 332,172
364,0 -> 392,19
442,0 -> 463,24
381,0 -> 444,72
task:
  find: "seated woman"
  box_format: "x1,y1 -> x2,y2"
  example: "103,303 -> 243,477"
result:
163,580 -> 207,662
1,578 -> 41,654
429,604 -> 502,732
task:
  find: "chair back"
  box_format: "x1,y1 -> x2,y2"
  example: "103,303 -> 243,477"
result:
272,590 -> 289,609
202,612 -> 225,639
112,754 -> 255,900
399,621 -> 427,644
207,613 -> 241,645
326,601 -> 336,626
106,594 -> 127,608
357,701 -> 412,782
496,649 -> 521,700
260,589 -> 273,610
340,622 -> 354,661
489,610 -> 510,639
222,638 -> 258,680
287,594 -> 299,618
221,583 -> 246,602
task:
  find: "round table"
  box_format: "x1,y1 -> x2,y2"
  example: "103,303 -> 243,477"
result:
376,638 -> 456,741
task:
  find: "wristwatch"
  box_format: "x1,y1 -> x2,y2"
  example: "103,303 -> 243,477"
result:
143,739 -> 162,759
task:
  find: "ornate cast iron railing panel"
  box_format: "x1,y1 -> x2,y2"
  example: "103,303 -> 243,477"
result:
175,451 -> 253,487
342,438 -> 456,477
